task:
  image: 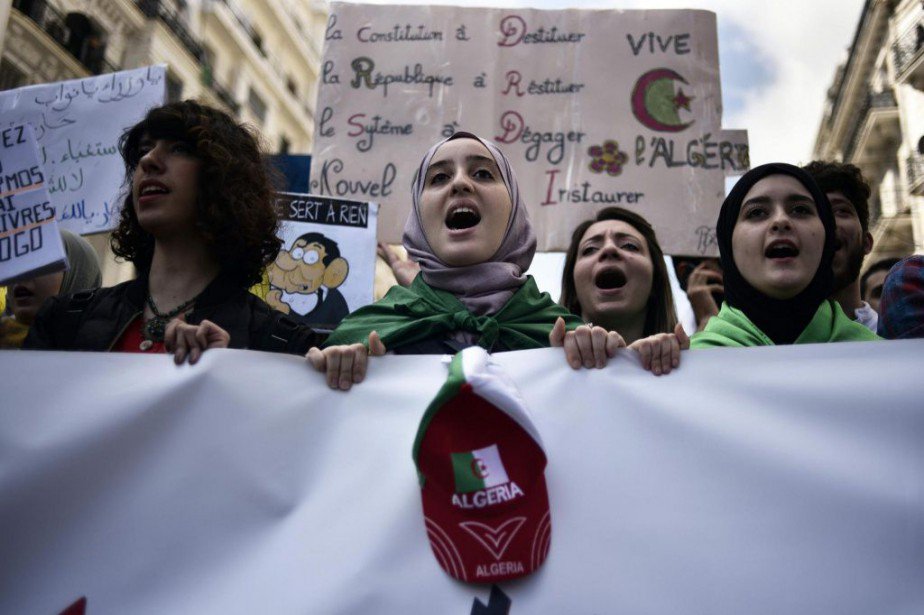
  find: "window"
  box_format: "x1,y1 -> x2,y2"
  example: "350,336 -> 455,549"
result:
167,74 -> 184,103
250,29 -> 265,57
64,12 -> 108,74
0,59 -> 28,90
13,0 -> 46,20
248,88 -> 267,123
201,45 -> 216,86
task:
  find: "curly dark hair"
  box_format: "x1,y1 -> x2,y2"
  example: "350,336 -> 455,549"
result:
802,161 -> 871,234
111,100 -> 282,288
560,207 -> 677,336
294,232 -> 341,266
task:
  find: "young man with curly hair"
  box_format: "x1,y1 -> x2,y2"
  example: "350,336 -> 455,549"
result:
803,160 -> 879,332
25,100 -> 320,361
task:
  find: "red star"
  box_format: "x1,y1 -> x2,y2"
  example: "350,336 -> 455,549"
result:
673,88 -> 693,111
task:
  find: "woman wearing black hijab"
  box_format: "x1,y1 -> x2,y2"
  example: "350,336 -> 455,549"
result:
691,163 -> 880,347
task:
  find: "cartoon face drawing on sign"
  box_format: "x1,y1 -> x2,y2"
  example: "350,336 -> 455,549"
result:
266,232 -> 350,326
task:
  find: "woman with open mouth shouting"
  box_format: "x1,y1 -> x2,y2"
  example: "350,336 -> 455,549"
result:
691,163 -> 880,348
308,131 -> 596,390
559,207 -> 689,375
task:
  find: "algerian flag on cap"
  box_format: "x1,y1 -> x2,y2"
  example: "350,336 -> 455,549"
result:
413,347 -> 552,584
451,444 -> 510,494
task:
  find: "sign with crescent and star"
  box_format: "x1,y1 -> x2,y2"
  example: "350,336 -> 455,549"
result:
315,5 -> 750,256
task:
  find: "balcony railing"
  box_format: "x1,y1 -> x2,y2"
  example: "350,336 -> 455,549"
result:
13,0 -> 119,75
135,0 -> 205,62
217,0 -> 264,56
843,90 -> 897,162
908,153 -> 924,196
892,22 -> 924,81
209,78 -> 239,113
134,0 -> 239,113
206,0 -> 311,120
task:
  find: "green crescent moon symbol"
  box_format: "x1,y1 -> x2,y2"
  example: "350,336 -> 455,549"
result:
631,68 -> 694,132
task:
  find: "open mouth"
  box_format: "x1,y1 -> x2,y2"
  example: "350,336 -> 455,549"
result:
138,181 -> 170,199
594,269 -> 627,290
445,206 -> 481,231
765,242 -> 799,259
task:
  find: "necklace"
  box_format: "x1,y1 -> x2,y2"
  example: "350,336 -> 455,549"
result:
142,293 -> 200,342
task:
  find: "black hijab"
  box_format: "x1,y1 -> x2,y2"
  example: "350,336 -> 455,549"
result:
716,163 -> 836,345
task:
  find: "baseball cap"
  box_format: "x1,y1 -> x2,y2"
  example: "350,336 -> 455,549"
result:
412,347 -> 552,584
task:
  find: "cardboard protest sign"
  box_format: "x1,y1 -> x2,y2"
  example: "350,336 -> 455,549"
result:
0,65 -> 166,236
313,5 -> 748,255
266,193 -> 378,328
0,123 -> 67,285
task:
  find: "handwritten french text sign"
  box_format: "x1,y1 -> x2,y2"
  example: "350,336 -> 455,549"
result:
0,124 -> 67,285
0,65 -> 167,236
313,5 -> 749,255
269,193 -> 378,328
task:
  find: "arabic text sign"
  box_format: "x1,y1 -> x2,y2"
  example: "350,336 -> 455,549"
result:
0,123 -> 66,284
0,65 -> 166,235
268,193 -> 378,328
0,343 -> 922,613
313,5 -> 749,255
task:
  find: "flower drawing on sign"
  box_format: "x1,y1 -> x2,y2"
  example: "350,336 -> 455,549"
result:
587,141 -> 629,176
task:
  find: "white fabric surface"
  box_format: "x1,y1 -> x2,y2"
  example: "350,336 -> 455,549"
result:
0,342 -> 922,614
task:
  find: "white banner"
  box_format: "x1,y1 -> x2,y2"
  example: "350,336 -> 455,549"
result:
1,342 -> 922,614
0,123 -> 66,284
0,66 -> 167,236
313,5 -> 748,255
267,193 -> 379,328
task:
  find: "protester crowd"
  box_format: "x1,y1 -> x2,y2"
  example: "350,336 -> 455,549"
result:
3,100 -> 922,377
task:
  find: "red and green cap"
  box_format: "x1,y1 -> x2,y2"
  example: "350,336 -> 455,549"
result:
412,347 -> 551,584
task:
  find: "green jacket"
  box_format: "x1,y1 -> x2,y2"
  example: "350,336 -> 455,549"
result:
691,300 -> 881,348
325,275 -> 584,352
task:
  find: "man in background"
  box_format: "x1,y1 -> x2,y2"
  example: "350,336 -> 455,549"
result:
803,161 -> 879,331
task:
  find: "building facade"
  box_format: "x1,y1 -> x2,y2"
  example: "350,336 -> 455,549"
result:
814,0 -> 924,267
0,0 -> 326,284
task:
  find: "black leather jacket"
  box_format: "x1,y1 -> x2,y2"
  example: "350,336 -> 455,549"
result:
24,273 -> 323,354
